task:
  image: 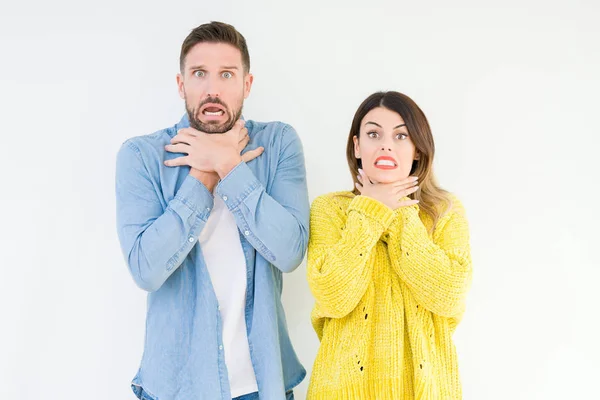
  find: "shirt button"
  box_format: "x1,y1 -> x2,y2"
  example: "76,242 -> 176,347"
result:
188,237 -> 194,243
217,305 -> 221,311
244,230 -> 250,236
206,207 -> 211,212
222,195 -> 228,201
219,345 -> 223,350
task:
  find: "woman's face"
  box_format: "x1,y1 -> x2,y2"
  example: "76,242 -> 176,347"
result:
353,107 -> 419,183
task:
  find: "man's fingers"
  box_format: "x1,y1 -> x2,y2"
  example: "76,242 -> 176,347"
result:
238,132 -> 250,148
171,134 -> 194,145
227,120 -> 245,135
238,127 -> 248,140
165,143 -> 190,154
177,128 -> 200,137
164,156 -> 190,167
241,147 -> 264,162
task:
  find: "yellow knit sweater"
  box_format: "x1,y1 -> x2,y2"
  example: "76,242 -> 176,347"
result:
306,192 -> 472,400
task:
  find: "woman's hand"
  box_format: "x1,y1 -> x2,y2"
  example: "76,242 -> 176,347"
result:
356,168 -> 420,210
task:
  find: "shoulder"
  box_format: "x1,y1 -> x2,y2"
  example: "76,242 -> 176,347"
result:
246,120 -> 301,149
311,191 -> 355,213
431,192 -> 469,237
246,120 -> 294,135
444,193 -> 467,219
118,124 -> 175,159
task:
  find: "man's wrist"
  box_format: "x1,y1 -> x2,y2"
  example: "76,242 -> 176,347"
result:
214,154 -> 243,179
189,168 -> 219,192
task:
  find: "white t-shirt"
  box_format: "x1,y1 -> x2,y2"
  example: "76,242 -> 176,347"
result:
198,195 -> 258,397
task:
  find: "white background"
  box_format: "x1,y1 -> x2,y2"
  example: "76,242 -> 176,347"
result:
1,0 -> 599,399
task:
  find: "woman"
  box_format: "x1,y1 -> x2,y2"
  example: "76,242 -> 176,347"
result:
307,91 -> 472,399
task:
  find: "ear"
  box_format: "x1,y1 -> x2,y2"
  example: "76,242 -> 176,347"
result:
414,151 -> 420,160
353,136 -> 360,158
243,73 -> 254,99
176,73 -> 185,100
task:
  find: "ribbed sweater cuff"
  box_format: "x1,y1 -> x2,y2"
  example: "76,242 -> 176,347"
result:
348,196 -> 395,230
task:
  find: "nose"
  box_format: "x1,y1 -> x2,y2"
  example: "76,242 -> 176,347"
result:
380,135 -> 394,152
205,77 -> 221,98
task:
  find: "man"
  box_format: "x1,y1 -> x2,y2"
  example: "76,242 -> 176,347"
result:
116,21 -> 308,400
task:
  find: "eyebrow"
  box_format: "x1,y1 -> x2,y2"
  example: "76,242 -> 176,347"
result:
364,121 -> 407,129
188,65 -> 239,70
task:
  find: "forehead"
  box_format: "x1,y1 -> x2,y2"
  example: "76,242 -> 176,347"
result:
184,42 -> 243,70
361,107 -> 405,129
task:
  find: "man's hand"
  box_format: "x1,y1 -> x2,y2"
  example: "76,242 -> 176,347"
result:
236,125 -> 264,165
164,120 -> 264,179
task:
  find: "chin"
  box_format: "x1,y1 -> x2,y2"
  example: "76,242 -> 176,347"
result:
196,119 -> 231,134
368,169 -> 407,183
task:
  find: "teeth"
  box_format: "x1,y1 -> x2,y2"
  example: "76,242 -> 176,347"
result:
203,110 -> 224,116
376,160 -> 396,167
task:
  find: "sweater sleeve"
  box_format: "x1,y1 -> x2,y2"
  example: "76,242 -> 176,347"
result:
386,198 -> 472,319
307,195 -> 394,325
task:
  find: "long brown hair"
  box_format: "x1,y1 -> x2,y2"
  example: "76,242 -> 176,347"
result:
346,91 -> 451,229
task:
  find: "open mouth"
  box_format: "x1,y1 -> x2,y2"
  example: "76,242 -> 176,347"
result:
374,156 -> 398,170
200,103 -> 226,118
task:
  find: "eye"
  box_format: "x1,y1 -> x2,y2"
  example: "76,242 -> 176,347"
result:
367,131 -> 379,139
193,70 -> 205,78
222,71 -> 233,79
396,133 -> 408,140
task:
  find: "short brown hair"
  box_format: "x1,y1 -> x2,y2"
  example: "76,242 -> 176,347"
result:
179,21 -> 250,73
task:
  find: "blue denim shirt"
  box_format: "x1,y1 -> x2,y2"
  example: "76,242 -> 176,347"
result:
115,114 -> 309,400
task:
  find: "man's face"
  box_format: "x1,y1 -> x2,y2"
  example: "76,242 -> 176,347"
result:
177,42 -> 253,133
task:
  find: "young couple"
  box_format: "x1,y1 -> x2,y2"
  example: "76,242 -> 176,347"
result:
116,21 -> 472,400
